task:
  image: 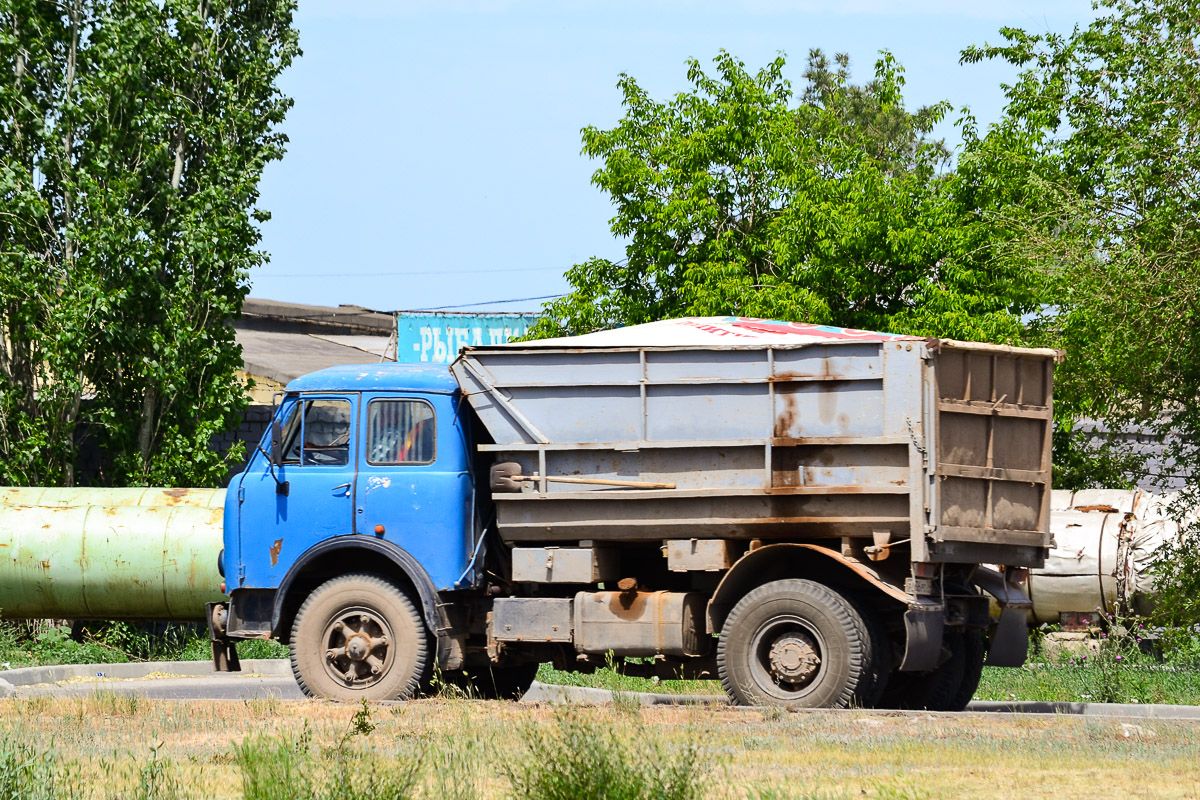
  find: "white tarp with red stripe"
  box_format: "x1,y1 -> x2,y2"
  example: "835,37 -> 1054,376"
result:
510,317 -> 923,348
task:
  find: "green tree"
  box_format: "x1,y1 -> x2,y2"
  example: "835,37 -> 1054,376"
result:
963,0 -> 1200,491
0,0 -> 299,486
965,0 -> 1200,627
530,50 -> 1052,344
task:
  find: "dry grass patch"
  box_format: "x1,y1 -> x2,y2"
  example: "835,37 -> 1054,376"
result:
0,697 -> 1198,798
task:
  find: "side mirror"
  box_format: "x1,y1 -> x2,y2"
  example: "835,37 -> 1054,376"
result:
271,418 -> 284,468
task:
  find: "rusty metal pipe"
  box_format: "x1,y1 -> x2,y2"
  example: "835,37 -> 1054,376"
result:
0,486 -> 224,509
0,489 -> 226,620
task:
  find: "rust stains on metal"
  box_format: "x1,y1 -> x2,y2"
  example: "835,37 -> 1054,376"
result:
161,488 -> 190,506
269,539 -> 283,567
606,589 -> 649,620
774,397 -> 797,439
1075,504 -> 1119,514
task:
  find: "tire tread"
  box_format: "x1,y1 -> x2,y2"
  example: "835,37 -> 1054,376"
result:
289,572 -> 430,701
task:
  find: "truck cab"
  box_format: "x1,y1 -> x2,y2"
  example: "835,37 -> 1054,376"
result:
216,364 -> 489,697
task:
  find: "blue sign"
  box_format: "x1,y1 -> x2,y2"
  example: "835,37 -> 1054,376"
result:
396,312 -> 542,364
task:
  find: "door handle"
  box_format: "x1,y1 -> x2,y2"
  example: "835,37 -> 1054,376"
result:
332,483 -> 351,493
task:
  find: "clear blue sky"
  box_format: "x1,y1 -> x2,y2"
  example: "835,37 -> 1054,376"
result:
249,0 -> 1095,313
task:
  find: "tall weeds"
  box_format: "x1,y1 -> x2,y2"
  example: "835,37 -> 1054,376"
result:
505,711 -> 706,800
0,739 -> 71,800
235,702 -> 421,800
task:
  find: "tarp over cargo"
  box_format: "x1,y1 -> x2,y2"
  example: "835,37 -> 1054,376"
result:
519,317 -> 928,348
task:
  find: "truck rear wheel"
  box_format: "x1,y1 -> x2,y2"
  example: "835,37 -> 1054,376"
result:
718,579 -> 870,709
844,595 -> 891,708
948,630 -> 986,711
455,663 -> 540,700
290,573 -> 430,701
878,630 -> 973,711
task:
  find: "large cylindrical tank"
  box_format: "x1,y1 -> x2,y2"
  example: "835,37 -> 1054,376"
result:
0,486 -> 224,509
1023,488 -> 1177,624
0,489 -> 226,620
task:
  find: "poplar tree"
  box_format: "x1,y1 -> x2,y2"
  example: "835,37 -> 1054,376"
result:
0,0 -> 299,486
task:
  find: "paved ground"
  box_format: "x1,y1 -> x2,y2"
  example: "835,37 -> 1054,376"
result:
0,660 -> 304,701
4,660 -> 1200,720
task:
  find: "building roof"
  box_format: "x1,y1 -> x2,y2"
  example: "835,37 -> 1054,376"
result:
237,328 -> 386,386
286,363 -> 459,394
478,316 -> 1061,360
240,298 -> 394,334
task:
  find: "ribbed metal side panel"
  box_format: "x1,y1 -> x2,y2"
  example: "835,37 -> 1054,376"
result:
455,342 -> 925,546
930,345 -> 1055,566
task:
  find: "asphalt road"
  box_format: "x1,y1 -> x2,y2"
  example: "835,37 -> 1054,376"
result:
4,660 -> 1200,720
12,673 -> 304,701
0,660 -> 304,701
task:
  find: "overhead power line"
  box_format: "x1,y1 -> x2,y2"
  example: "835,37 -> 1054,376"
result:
262,266 -> 565,278
401,294 -> 565,311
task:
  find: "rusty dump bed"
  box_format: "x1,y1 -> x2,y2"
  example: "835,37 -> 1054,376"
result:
451,318 -> 1058,568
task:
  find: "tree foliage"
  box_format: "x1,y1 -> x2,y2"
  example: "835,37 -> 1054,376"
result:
0,0 -> 298,486
530,50 -> 1052,344
963,0 -> 1200,626
963,0 -> 1200,491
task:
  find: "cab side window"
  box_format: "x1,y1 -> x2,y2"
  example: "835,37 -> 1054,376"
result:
366,400 -> 435,465
281,399 -> 352,466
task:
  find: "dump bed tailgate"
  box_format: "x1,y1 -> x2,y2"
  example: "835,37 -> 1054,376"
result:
928,341 -> 1057,567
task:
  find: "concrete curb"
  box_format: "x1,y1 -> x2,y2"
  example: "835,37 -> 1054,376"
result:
524,683 -> 1200,720
521,682 -> 726,707
0,658 -> 291,697
966,700 -> 1200,720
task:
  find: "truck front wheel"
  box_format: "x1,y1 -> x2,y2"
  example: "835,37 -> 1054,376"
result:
718,579 -> 870,709
290,574 -> 430,701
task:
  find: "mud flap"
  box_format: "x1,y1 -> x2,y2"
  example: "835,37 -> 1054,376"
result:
899,601 -> 944,672
206,602 -> 242,673
984,605 -> 1028,667
971,566 -> 1033,668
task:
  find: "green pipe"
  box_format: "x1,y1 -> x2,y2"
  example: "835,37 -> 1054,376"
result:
0,489 -> 226,620
0,487 -> 224,509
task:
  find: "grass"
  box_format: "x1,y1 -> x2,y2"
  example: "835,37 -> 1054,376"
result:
0,621 -> 288,669
10,618 -> 1200,708
538,629 -> 1200,708
536,663 -> 723,696
4,693 -> 1200,798
506,711 -> 705,800
975,643 -> 1200,706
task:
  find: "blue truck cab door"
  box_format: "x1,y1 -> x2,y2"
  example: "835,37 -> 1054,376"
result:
236,392 -> 358,588
354,390 -> 475,591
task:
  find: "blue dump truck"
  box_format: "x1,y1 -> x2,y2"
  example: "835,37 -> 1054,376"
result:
208,317 -> 1058,710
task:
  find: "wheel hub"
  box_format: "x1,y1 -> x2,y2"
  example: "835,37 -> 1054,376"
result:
345,633 -> 372,662
768,634 -> 820,684
323,611 -> 391,686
